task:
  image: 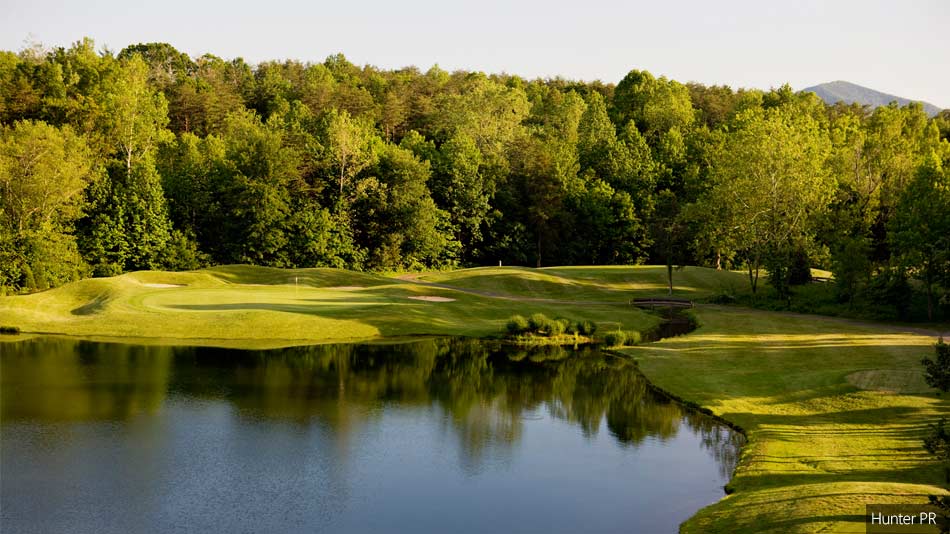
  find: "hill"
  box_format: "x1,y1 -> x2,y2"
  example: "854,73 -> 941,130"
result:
802,80 -> 943,116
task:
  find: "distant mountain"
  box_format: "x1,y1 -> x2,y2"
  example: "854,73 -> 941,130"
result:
802,81 -> 943,117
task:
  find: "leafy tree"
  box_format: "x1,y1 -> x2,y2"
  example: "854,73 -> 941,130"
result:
432,132 -> 490,258
350,143 -> 454,269
830,236 -> 871,307
923,339 -> 950,393
5,35 -> 950,310
612,69 -> 694,141
566,173 -> 646,265
890,154 -> 950,320
209,110 -> 301,266
117,42 -> 195,88
703,106 -> 833,296
578,91 -> 652,191
0,120 -> 93,290
923,339 -> 950,495
649,190 -> 685,295
80,54 -> 173,272
323,108 -> 376,200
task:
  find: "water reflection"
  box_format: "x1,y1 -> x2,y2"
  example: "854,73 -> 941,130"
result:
1,337 -> 742,472
1,337 -> 743,533
1,338 -> 172,421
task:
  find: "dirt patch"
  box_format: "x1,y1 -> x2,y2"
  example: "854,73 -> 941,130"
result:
407,295 -> 456,302
142,283 -> 185,288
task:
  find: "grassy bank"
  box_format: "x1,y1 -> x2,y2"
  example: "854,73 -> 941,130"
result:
623,306 -> 948,533
0,265 -> 672,348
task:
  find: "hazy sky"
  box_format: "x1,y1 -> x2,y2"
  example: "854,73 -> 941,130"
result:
2,0 -> 948,108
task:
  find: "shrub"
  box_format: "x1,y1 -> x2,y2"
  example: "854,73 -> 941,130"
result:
506,314 -> 530,335
528,313 -> 551,333
624,330 -> 642,345
561,318 -> 577,334
788,247 -> 812,286
548,318 -> 567,336
603,330 -> 627,347
21,264 -> 37,291
0,326 -> 21,335
577,320 -> 597,336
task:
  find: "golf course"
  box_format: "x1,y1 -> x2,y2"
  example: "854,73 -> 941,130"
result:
1,264 -> 947,532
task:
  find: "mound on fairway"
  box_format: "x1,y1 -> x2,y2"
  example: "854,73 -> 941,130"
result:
0,265 -> 659,347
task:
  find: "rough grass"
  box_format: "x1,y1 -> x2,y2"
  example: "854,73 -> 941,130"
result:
622,306 -> 949,534
0,265 -> 662,348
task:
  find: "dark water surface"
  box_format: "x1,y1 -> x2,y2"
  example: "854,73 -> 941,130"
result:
1,338 -> 742,533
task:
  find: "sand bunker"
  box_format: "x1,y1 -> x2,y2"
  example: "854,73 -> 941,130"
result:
407,295 -> 456,302
142,283 -> 184,288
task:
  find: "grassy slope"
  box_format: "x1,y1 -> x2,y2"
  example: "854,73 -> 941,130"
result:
0,265 -> 668,347
420,265 -> 751,301
624,306 -> 947,534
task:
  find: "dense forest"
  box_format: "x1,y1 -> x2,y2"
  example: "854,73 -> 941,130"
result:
1,39 -> 948,320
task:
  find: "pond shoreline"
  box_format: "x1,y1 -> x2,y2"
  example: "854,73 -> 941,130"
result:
2,335 -> 741,534
606,308 -> 748,497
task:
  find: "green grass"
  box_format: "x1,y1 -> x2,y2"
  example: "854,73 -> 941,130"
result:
0,265 -> 662,348
622,306 -> 948,533
418,265 -> 750,301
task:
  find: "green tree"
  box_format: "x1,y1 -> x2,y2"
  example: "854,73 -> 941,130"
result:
890,154 -> 950,321
432,132 -> 490,257
566,173 -> 646,265
352,143 -> 454,270
323,108 -> 376,199
704,106 -> 833,296
612,70 -> 694,141
922,339 -> 950,509
210,110 -> 301,266
650,190 -> 685,295
0,120 -> 93,290
923,339 -> 950,393
80,54 -> 173,272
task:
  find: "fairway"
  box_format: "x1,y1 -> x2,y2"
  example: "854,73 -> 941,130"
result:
0,265 -> 687,347
623,306 -> 949,533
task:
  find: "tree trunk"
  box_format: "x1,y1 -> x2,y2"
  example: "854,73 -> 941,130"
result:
667,258 -> 673,296
926,279 -> 934,322
715,250 -> 722,271
536,235 -> 542,268
748,263 -> 754,294
748,255 -> 760,294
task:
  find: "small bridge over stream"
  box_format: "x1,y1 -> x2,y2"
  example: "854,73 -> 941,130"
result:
630,298 -> 693,310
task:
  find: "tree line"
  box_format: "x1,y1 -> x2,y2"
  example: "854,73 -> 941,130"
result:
1,39 -> 948,319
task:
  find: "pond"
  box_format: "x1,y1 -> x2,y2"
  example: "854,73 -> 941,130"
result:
0,337 -> 742,533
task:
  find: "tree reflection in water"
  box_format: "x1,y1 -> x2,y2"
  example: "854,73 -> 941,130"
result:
1,337 -> 742,475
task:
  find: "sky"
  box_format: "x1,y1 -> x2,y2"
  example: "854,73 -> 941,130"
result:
2,0 -> 948,108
